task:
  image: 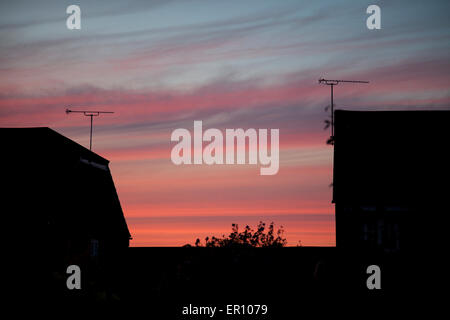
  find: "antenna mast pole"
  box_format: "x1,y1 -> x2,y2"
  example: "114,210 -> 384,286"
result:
65,108 -> 114,150
318,78 -> 369,143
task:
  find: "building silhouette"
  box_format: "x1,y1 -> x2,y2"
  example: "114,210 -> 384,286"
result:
333,110 -> 449,252
2,127 -> 131,299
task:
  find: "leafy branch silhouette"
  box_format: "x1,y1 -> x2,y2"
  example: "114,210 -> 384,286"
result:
192,221 -> 287,248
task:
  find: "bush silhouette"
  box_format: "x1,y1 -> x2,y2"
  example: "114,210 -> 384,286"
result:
193,221 -> 287,247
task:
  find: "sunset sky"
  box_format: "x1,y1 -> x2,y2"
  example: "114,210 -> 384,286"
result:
1,0 -> 449,246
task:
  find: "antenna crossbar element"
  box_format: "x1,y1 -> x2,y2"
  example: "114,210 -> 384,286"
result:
65,108 -> 114,151
318,78 -> 369,142
319,79 -> 369,85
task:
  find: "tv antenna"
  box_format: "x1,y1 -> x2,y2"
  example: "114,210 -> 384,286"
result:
66,108 -> 114,150
318,78 -> 369,144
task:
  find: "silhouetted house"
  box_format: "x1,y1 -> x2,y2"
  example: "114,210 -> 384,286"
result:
333,110 -> 449,252
2,127 -> 131,276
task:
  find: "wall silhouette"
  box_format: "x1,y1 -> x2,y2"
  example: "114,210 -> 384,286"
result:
333,110 -> 450,252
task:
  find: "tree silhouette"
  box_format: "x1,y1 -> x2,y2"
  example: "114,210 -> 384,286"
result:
324,105 -> 334,145
192,221 -> 287,247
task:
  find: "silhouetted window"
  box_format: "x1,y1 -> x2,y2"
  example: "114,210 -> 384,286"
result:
90,239 -> 99,258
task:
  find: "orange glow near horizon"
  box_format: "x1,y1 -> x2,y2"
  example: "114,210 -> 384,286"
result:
104,136 -> 336,247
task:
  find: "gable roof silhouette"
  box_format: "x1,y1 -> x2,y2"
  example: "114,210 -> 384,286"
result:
1,127 -> 131,243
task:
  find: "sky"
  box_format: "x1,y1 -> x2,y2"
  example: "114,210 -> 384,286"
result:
1,0 -> 449,246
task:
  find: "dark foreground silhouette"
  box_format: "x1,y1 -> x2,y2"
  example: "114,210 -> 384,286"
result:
3,109 -> 448,315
